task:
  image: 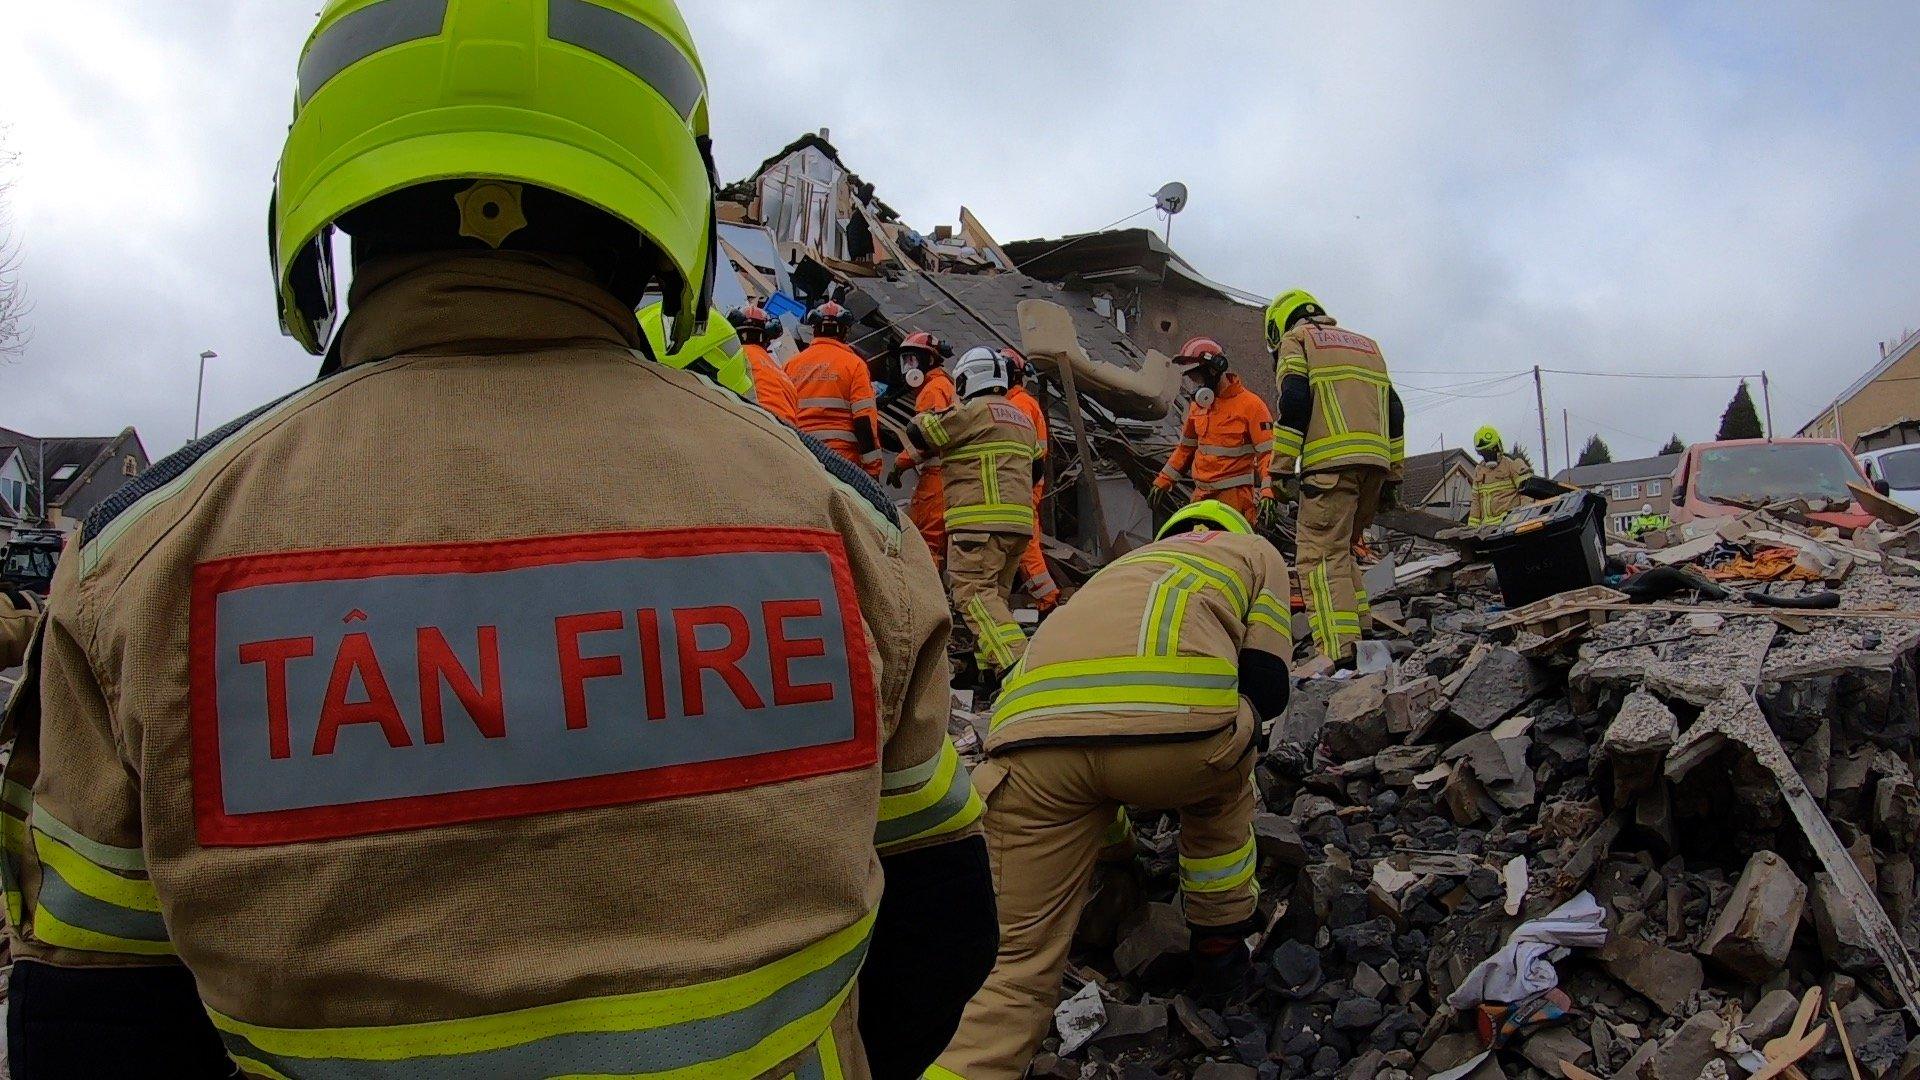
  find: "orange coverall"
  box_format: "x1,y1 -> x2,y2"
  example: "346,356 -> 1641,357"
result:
788,337 -> 882,475
743,342 -> 799,426
1007,384 -> 1059,606
1152,372 -> 1275,519
896,368 -> 958,570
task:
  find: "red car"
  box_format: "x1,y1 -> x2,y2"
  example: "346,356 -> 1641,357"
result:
1669,438 -> 1877,532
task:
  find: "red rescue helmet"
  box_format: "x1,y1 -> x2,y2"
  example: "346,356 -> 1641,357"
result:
728,304 -> 780,345
900,331 -> 945,360
806,301 -> 853,339
998,347 -> 1030,383
1175,336 -> 1228,379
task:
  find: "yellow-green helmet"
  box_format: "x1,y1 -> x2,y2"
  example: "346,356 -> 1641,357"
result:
1474,425 -> 1504,455
1157,499 -> 1254,540
272,0 -> 716,355
637,303 -> 753,399
1264,288 -> 1324,354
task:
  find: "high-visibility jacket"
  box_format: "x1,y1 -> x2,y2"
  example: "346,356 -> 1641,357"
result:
907,395 -> 1038,536
1273,318 -> 1405,477
1154,374 -> 1274,504
744,342 -> 800,426
987,530 -> 1292,754
1629,513 -> 1673,538
1,255 -> 980,1078
1468,455 -> 1531,526
788,338 -> 881,475
898,370 -> 959,564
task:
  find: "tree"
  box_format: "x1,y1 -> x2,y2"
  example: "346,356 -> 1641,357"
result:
0,127 -> 24,361
1659,433 -> 1686,455
1577,435 -> 1613,467
1716,381 -> 1764,440
1509,444 -> 1533,468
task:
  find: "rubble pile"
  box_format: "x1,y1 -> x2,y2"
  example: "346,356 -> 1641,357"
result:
987,510 -> 1920,1080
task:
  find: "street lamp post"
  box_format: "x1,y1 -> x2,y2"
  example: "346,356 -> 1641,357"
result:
194,350 -> 218,441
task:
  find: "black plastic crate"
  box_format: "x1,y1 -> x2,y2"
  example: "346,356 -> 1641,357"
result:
1475,490 -> 1609,608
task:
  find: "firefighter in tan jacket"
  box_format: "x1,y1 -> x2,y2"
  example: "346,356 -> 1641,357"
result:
931,500 -> 1294,1080
1268,289 -> 1407,665
904,347 -> 1042,682
2,4 -> 997,1077
1468,424 -> 1532,526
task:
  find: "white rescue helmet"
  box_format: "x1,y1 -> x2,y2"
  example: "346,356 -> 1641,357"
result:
954,346 -> 1011,400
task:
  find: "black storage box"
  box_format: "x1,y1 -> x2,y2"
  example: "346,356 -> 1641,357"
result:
1474,490 -> 1609,608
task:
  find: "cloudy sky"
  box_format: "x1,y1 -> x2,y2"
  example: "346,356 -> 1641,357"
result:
3,2 -> 1917,471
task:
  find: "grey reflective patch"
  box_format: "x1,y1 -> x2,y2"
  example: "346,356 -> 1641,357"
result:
211,548 -> 856,818
36,869 -> 169,943
875,765 -> 974,846
298,0 -> 449,105
548,0 -> 705,120
221,937 -> 865,1079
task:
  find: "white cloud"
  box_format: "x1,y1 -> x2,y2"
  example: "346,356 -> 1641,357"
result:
2,1 -> 1916,469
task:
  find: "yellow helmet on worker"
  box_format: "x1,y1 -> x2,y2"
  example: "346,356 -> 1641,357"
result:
637,303 -> 754,399
1264,288 -> 1325,355
272,0 -> 717,356
1157,499 -> 1254,541
1473,425 -> 1505,456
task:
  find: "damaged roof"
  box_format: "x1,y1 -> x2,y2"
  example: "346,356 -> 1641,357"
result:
845,271 -> 1152,373
1003,227 -> 1269,307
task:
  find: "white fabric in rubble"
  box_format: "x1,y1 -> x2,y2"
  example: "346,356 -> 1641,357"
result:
1445,891 -> 1609,1009
1054,981 -> 1106,1055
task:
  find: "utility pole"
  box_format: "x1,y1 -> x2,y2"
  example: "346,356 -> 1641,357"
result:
1533,365 -> 1551,475
194,350 -> 218,441
1563,409 -> 1571,468
1760,371 -> 1775,440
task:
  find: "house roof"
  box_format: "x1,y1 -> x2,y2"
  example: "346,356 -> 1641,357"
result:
1553,453 -> 1681,488
1799,327 -> 1920,433
722,131 -> 902,223
1400,448 -> 1477,504
844,270 -> 1151,374
0,426 -> 145,509
1001,228 -> 1268,308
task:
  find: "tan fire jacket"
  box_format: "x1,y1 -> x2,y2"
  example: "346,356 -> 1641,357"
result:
1,589 -> 39,671
1273,317 -> 1405,477
1469,455 -> 1532,525
986,531 -> 1291,754
1,254 -> 978,1079
908,394 -> 1039,536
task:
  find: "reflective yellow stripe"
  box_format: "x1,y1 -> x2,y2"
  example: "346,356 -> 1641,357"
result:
926,1066 -> 969,1080
1118,550 -> 1250,614
945,505 -> 1034,529
1180,832 -> 1258,894
208,912 -> 876,1077
1278,354 -> 1309,379
1308,364 -> 1392,388
991,657 -> 1241,731
818,1029 -> 845,1080
32,902 -> 176,957
0,779 -> 32,815
878,740 -> 982,851
1272,426 -> 1304,459
1,811 -> 23,928
33,831 -> 159,912
30,805 -> 146,873
943,441 -> 1035,461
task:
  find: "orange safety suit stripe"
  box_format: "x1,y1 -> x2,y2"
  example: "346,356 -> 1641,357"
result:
789,338 -> 882,475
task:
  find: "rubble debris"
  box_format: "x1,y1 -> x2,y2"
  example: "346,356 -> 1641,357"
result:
1701,850 -> 1806,981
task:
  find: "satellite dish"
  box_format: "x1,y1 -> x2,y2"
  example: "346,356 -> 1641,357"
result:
1153,182 -> 1189,216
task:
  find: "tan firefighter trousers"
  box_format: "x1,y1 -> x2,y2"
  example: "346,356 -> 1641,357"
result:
932,713 -> 1259,1079
949,531 -> 1029,674
1295,466 -> 1387,661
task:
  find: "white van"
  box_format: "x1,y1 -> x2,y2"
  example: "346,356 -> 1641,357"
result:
1857,445 -> 1920,511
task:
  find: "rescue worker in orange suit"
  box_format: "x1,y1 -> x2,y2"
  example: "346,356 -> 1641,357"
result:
1,587 -> 39,669
931,500 -> 1293,1080
905,348 -> 1041,685
1002,348 -> 1060,610
886,332 -> 957,571
3,4 -> 996,1077
790,300 -> 884,477
1267,289 -> 1406,666
1152,337 -> 1278,529
728,304 -> 800,426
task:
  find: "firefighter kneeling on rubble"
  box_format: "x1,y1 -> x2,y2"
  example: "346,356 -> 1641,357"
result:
931,500 -> 1294,1080
3,3 -> 997,1077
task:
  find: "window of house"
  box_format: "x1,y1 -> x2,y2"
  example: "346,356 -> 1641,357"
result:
123,455 -> 138,476
1612,515 -> 1635,534
3,478 -> 20,510
1645,479 -> 1663,497
1610,482 -> 1641,500
51,464 -> 78,483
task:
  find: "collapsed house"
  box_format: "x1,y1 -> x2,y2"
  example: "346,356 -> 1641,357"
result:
714,132 -> 1920,1078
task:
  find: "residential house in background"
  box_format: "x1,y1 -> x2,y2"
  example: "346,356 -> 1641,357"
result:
1798,327 -> 1920,448
1554,453 -> 1682,536
1003,228 -> 1276,399
1399,448 -> 1480,520
0,426 -> 151,540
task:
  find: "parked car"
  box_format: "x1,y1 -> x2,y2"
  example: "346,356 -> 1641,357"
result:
0,528 -> 63,596
1856,444 -> 1920,512
1669,438 -> 1879,532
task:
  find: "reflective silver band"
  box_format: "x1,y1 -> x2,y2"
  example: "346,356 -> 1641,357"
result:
549,0 -> 706,121
1198,443 -> 1258,457
298,0 -> 450,105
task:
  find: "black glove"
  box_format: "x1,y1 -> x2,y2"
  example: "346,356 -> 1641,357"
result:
1150,485 -> 1179,512
885,464 -> 904,490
